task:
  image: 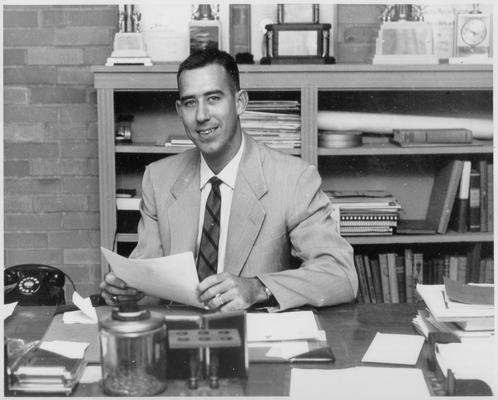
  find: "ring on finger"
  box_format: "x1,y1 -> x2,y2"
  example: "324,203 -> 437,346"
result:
215,293 -> 224,307
111,295 -> 118,303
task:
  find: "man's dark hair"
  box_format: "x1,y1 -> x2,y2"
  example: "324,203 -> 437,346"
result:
177,49 -> 240,92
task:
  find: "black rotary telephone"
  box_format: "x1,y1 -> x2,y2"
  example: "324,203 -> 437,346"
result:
4,264 -> 72,306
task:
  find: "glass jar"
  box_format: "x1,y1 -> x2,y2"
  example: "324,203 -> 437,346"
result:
99,307 -> 167,396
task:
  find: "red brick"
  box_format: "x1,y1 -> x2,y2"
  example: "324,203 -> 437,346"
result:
62,212 -> 99,229
34,195 -> 88,212
3,48 -> 26,65
5,213 -> 62,231
4,233 -> 48,249
4,195 -> 34,212
27,47 -> 84,65
4,87 -> 28,104
4,123 -> 46,142
4,142 -> 59,159
60,141 -> 98,158
4,28 -> 55,46
45,122 -> 87,140
3,10 -> 39,27
4,160 -> 30,177
30,86 -> 86,104
54,27 -> 114,46
59,104 -> 97,122
31,158 -> 96,176
63,177 -> 99,194
4,66 -> 57,85
4,105 -> 58,123
65,8 -> 117,26
5,178 -> 61,194
64,248 -> 101,264
5,249 -> 63,266
48,230 -> 94,248
56,67 -> 92,84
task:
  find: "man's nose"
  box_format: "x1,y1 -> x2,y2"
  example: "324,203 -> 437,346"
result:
196,101 -> 210,123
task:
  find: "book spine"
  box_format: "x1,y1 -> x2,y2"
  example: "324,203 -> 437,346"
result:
484,258 -> 494,284
370,258 -> 384,303
395,255 -> 406,303
363,255 -> 377,303
378,253 -> 391,303
387,253 -> 399,303
486,163 -> 493,232
437,160 -> 465,234
468,167 -> 481,232
479,160 -> 488,232
457,255 -> 468,283
354,255 -> 370,303
404,248 -> 413,303
453,160 -> 471,233
412,252 -> 424,301
393,128 -> 472,144
448,255 -> 458,281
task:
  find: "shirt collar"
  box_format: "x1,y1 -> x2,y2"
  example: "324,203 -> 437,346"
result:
200,135 -> 245,190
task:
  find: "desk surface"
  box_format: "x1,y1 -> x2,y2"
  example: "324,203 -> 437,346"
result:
5,303 -> 442,397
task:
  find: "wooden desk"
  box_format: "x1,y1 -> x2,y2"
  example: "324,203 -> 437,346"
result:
5,303 -> 443,397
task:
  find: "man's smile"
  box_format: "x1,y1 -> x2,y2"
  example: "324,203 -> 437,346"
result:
197,127 -> 218,136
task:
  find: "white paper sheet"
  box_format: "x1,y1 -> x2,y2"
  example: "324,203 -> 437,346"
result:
2,302 -> 18,319
39,340 -> 89,359
101,247 -> 203,308
63,291 -> 98,323
290,367 -> 431,399
361,332 -> 425,365
247,311 -> 321,342
79,365 -> 102,383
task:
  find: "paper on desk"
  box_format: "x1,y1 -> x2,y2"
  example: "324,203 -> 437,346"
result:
361,332 -> 425,365
39,340 -> 89,359
2,302 -> 18,319
63,292 -> 98,324
290,367 -> 431,399
247,311 -> 321,342
101,247 -> 203,308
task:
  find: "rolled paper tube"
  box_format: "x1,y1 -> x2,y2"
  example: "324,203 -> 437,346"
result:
317,111 -> 493,140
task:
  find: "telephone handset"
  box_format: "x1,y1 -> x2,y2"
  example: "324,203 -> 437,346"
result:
4,264 -> 68,306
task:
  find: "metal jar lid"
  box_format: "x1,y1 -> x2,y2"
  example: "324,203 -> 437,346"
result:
99,308 -> 165,336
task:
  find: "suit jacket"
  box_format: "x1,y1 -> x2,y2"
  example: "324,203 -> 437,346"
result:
131,134 -> 358,311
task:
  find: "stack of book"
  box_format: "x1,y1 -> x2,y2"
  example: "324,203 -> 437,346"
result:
326,190 -> 401,236
240,100 -> 301,149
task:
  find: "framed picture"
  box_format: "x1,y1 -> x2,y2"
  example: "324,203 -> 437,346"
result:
277,4 -> 319,24
189,21 -> 221,53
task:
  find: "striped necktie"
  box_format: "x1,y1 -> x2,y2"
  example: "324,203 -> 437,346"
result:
197,176 -> 222,281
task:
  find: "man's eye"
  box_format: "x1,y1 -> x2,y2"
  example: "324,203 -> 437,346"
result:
207,96 -> 220,103
183,99 -> 196,107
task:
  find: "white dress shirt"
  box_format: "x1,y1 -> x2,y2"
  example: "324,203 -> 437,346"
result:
196,136 -> 245,273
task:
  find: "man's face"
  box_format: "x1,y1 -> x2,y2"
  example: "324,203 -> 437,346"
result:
176,63 -> 247,171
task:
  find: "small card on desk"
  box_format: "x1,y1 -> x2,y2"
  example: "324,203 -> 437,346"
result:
361,332 -> 425,365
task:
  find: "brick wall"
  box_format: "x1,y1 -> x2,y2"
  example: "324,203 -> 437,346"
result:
4,5 -> 117,298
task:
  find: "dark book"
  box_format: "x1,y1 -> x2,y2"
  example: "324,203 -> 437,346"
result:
354,255 -> 369,303
369,258 -> 384,303
404,248 -> 414,303
451,160 -> 471,233
468,167 -> 481,232
479,160 -> 488,232
486,163 -> 493,232
363,255 -> 377,303
391,128 -> 472,145
378,253 -> 391,303
395,255 -> 406,303
466,243 -> 482,283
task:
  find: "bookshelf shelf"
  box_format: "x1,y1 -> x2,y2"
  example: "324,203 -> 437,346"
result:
94,63 -> 493,281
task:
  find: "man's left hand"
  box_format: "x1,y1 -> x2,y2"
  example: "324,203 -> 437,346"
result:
197,272 -> 267,311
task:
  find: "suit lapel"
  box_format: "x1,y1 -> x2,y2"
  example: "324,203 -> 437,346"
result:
168,152 -> 201,255
225,136 -> 267,276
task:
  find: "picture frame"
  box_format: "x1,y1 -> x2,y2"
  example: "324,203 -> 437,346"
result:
277,4 -> 319,24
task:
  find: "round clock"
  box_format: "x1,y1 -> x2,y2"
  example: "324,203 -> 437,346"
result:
460,18 -> 488,47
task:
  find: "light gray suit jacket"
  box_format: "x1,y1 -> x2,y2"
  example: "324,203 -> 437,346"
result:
131,134 -> 358,310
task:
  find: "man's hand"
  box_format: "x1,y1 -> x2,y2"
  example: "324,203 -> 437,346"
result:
197,272 -> 268,312
99,271 -> 144,305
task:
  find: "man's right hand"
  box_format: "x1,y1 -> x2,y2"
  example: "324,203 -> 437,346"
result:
99,271 -> 144,305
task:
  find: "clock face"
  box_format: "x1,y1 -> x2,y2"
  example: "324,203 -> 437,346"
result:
461,18 -> 487,46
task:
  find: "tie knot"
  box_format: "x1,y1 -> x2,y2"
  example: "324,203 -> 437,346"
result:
209,176 -> 222,189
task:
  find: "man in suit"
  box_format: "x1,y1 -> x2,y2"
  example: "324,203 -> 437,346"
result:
100,49 -> 357,311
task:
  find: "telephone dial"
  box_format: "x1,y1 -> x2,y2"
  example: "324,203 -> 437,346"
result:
4,264 -> 68,306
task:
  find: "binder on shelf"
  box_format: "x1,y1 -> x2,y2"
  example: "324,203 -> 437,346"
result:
398,159 -> 464,234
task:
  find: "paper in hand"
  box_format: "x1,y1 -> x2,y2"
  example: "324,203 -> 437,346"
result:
101,247 -> 203,308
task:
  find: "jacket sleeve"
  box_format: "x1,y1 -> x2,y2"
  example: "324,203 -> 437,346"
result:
257,165 -> 358,311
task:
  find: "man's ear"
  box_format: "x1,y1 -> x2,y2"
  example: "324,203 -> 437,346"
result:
235,89 -> 248,116
175,99 -> 182,117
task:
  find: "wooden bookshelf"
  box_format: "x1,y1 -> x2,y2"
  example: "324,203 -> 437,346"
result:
94,63 -> 493,277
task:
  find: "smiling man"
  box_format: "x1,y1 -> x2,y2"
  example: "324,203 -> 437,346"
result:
100,49 -> 358,312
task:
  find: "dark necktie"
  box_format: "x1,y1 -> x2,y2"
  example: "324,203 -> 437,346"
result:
197,176 -> 222,281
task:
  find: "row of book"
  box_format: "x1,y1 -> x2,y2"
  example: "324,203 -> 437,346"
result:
240,100 -> 301,149
326,190 -> 401,236
354,248 -> 493,304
